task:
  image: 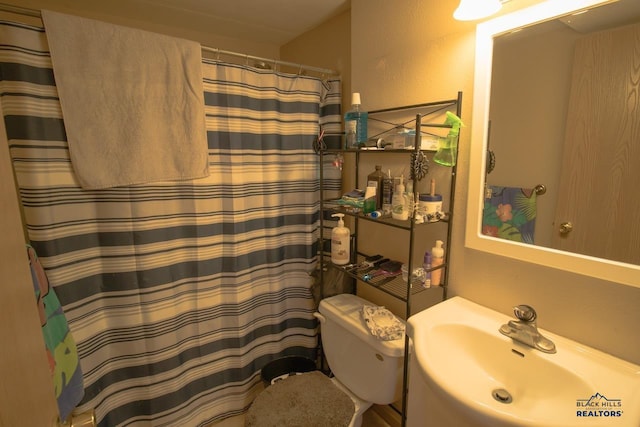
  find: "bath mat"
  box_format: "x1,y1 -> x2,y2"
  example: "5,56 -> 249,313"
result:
245,371 -> 354,427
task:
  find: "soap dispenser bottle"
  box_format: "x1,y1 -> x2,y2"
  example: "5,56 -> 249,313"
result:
331,213 -> 350,265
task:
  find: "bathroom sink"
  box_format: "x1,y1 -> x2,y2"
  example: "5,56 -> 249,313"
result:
407,297 -> 640,427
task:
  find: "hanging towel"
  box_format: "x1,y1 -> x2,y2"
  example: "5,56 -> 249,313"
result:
41,10 -> 209,189
362,305 -> 405,341
27,245 -> 84,421
482,186 -> 537,244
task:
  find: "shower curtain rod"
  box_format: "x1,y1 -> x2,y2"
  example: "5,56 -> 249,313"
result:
201,46 -> 338,75
0,2 -> 339,76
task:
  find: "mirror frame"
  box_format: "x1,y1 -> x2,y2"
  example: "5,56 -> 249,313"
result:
465,0 -> 640,288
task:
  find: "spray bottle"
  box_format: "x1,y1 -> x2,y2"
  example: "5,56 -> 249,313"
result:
331,213 -> 350,265
434,111 -> 464,167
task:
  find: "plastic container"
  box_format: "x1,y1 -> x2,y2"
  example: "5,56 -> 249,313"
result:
418,193 -> 443,222
260,356 -> 317,387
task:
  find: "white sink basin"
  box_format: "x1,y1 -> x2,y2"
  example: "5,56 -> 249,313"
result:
407,297 -> 640,427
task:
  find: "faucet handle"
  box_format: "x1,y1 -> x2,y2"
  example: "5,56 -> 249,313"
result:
513,305 -> 537,322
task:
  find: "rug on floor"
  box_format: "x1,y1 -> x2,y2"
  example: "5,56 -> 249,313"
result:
245,371 -> 354,427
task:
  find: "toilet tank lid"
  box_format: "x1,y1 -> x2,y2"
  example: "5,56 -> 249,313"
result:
318,293 -> 405,357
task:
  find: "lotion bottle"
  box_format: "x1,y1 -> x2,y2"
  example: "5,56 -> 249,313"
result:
391,175 -> 408,220
331,213 -> 350,265
430,240 -> 445,286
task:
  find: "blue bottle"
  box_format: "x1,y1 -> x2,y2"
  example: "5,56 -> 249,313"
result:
344,92 -> 368,149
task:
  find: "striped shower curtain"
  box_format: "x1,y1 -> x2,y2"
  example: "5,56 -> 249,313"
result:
0,18 -> 342,427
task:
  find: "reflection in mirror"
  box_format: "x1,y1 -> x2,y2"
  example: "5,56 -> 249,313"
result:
466,0 -> 640,287
487,0 -> 640,266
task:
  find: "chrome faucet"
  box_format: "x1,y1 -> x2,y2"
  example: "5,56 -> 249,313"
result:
499,305 -> 556,354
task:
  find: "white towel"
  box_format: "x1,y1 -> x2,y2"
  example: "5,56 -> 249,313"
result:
42,10 -> 209,189
362,305 -> 405,341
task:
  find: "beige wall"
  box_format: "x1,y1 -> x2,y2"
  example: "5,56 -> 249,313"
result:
2,0 -> 281,58
352,0 -> 640,365
281,10 -> 357,201
281,9 -> 351,116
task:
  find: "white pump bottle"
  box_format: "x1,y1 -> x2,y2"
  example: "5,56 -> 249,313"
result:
331,213 -> 350,265
392,175 -> 408,220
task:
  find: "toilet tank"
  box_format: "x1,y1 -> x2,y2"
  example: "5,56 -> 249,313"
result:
318,294 -> 405,404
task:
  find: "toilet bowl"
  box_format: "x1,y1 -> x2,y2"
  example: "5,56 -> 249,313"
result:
314,293 -> 405,427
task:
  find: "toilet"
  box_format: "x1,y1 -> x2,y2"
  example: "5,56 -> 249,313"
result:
314,293 -> 405,427
246,293 -> 405,427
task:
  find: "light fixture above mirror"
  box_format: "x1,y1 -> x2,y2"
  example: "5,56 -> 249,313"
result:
454,0 -> 502,21
465,0 -> 640,288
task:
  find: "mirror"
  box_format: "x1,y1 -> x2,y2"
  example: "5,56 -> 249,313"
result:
466,0 -> 640,287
